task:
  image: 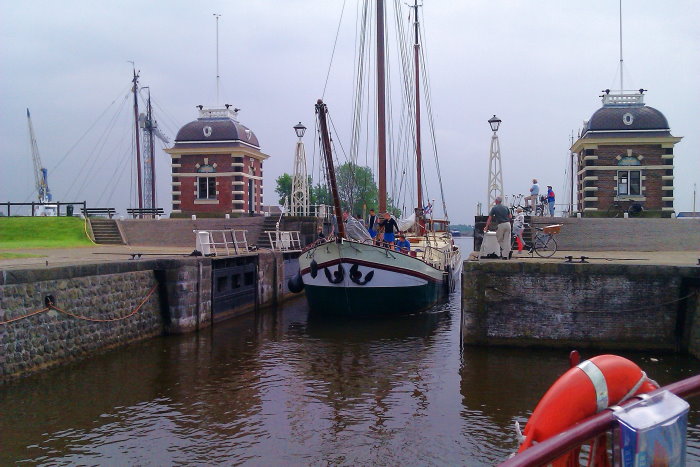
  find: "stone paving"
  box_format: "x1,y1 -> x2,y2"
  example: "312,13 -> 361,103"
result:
2,244 -> 699,271
0,245 -> 196,270
475,250 -> 700,267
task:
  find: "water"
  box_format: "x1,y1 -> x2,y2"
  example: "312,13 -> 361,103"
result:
2,239 -> 699,465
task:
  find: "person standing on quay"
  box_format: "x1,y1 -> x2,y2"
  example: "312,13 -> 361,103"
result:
483,196 -> 512,260
524,179 -> 540,212
547,185 -> 556,217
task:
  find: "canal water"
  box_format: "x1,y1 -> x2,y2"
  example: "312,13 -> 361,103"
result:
2,241 -> 700,465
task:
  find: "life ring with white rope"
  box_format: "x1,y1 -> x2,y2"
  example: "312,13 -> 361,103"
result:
516,354 -> 659,466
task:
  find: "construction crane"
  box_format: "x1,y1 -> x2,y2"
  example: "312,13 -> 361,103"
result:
139,87 -> 170,210
26,109 -> 55,214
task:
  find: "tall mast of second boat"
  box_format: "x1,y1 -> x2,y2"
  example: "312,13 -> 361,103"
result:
412,0 -> 423,214
376,0 -> 387,213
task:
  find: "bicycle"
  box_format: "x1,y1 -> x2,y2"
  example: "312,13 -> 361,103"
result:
606,200 -> 645,218
512,223 -> 560,258
509,194 -> 534,216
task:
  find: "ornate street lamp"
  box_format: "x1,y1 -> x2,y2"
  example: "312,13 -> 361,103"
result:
488,115 -> 501,133
293,122 -> 307,139
486,115 -> 504,209
291,122 -> 309,216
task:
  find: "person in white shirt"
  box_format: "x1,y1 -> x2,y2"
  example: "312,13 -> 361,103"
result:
513,207 -> 526,253
524,179 -> 540,213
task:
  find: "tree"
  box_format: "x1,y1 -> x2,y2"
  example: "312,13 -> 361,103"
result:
310,182 -> 331,205
336,163 -> 378,216
275,173 -> 292,205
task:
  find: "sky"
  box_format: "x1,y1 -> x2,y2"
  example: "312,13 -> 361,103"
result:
1,0 -> 699,224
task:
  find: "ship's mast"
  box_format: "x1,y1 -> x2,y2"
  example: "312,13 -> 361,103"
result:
316,100 -> 345,239
376,0 -> 387,213
412,0 -> 423,215
131,65 -> 144,214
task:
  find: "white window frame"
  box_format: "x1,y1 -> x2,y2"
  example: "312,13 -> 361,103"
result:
197,176 -> 217,200
617,170 -> 641,196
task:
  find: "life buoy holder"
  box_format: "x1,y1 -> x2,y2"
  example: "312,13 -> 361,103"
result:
516,354 -> 659,466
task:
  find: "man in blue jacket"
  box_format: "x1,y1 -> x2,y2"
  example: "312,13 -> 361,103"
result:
547,186 -> 555,217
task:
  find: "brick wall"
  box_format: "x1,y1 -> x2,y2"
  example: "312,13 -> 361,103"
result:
578,143 -> 672,212
461,262 -> 700,351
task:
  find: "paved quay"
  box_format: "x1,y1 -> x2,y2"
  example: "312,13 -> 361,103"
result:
471,249 -> 700,267
2,245 -> 699,271
0,245 -> 196,271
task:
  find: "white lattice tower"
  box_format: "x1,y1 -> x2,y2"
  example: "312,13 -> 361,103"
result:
487,131 -> 503,209
291,139 -> 309,216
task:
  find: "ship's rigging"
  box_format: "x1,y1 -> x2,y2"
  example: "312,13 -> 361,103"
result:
25,69 -> 175,213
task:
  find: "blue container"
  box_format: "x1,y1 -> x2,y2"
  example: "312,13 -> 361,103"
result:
613,390 -> 689,467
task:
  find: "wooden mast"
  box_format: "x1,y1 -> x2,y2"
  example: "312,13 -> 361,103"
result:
376,0 -> 387,213
316,99 -> 345,240
412,0 -> 423,214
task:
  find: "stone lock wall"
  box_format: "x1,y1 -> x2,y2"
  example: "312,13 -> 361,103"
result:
1,269 -> 162,381
461,262 -> 700,351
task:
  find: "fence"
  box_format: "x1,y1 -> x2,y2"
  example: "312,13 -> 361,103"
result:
193,229 -> 250,256
2,201 -> 87,217
266,231 -> 302,251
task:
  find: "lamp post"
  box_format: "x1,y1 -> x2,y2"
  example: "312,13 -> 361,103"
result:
291,122 -> 309,216
487,115 -> 504,209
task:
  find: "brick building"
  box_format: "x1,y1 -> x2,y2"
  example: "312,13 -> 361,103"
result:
571,91 -> 682,215
165,106 -> 269,216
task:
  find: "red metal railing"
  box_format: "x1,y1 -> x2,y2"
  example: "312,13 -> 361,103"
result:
500,375 -> 700,466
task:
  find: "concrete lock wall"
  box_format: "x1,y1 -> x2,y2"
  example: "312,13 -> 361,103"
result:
0,252 -> 295,382
461,261 -> 700,354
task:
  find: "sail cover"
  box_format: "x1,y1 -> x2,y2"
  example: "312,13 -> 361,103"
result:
345,216 -> 372,241
397,213 -> 415,231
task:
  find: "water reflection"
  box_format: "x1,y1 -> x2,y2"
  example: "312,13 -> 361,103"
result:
1,286 -> 699,466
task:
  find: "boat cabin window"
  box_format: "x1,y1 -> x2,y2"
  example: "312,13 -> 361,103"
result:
427,220 -> 448,232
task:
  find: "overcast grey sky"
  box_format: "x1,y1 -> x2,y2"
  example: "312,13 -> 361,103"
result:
1,0 -> 698,223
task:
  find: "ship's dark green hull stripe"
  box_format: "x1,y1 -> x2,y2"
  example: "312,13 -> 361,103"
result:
304,282 -> 442,316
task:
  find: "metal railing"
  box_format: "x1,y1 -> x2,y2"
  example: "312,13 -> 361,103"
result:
500,375 -> 700,466
266,231 -> 301,251
2,201 -> 87,217
283,203 -> 334,221
193,229 -> 249,256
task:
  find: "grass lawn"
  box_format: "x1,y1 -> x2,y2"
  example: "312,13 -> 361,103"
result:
0,217 -> 94,249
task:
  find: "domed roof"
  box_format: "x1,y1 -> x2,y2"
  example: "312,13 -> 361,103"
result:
581,93 -> 672,139
587,105 -> 669,132
173,107 -> 260,148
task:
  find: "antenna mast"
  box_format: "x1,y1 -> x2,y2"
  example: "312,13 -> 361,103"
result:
619,0 -> 623,92
214,13 -> 221,105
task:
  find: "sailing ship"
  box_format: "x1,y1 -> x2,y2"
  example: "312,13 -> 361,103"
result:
295,0 -> 461,316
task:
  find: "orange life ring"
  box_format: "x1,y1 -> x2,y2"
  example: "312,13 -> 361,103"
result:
517,354 -> 658,465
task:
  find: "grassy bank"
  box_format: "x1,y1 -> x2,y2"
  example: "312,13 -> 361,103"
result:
0,217 -> 94,249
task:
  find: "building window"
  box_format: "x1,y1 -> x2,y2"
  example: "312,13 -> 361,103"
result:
198,177 -> 216,199
617,170 -> 641,196
196,164 -> 217,199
